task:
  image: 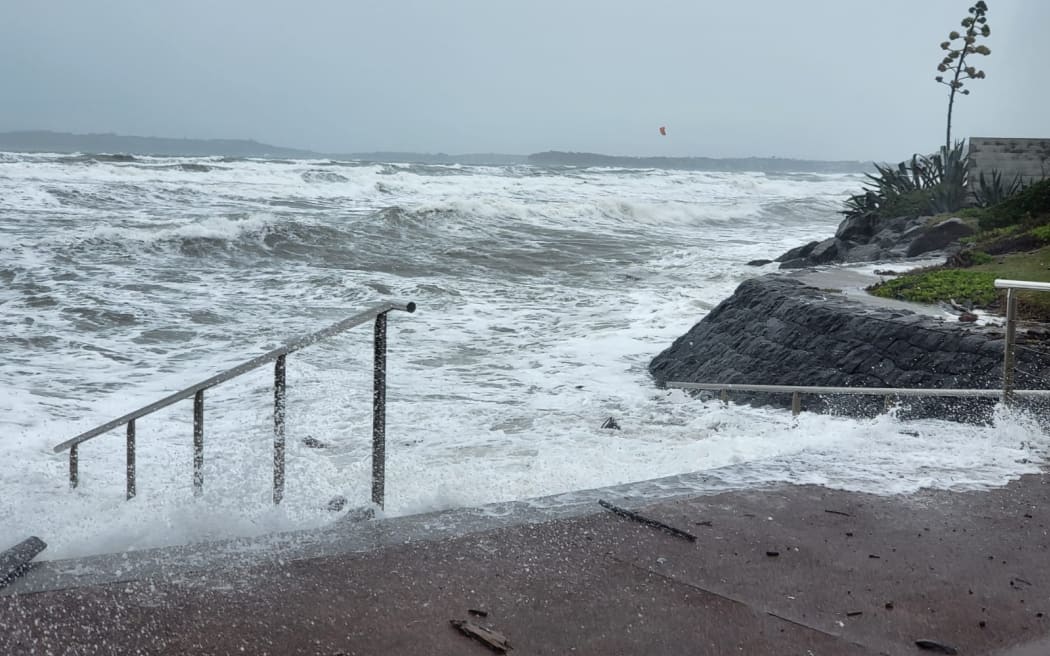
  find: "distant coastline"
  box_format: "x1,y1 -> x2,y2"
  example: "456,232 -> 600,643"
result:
0,130 -> 317,159
0,130 -> 871,173
526,151 -> 871,174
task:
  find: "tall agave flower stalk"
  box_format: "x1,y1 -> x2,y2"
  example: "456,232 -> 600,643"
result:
936,1 -> 992,153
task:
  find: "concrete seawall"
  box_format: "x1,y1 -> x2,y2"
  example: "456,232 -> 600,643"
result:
969,137 -> 1050,187
649,275 -> 1050,418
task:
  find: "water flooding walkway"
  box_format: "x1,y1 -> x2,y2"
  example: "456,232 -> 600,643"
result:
3,472 -> 1049,655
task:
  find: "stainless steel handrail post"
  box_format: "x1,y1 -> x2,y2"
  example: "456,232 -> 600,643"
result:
372,311 -> 388,509
1002,287 -> 1018,406
69,444 -> 78,489
193,390 -> 204,496
273,354 -> 287,505
126,419 -> 136,500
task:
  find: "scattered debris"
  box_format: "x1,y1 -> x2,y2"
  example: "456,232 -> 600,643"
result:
468,609 -> 489,618
766,550 -> 780,557
597,499 -> 698,542
600,417 -> 621,430
846,611 -> 863,617
824,509 -> 852,517
885,602 -> 894,610
979,620 -> 986,628
303,435 -> 330,449
326,496 -> 348,512
0,536 -> 47,589
915,638 -> 958,654
695,520 -> 713,527
868,554 -> 881,559
343,505 -> 376,523
450,619 -> 512,653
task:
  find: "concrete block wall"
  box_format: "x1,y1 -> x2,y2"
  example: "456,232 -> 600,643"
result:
968,137 -> 1050,187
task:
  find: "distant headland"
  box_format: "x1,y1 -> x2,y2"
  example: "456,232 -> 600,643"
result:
0,130 -> 870,173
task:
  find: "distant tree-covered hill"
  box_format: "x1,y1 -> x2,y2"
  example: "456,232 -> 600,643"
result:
527,151 -> 871,173
336,152 -> 529,166
0,131 -> 873,172
0,130 -> 318,158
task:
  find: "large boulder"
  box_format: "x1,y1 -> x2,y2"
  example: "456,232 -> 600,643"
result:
843,243 -> 886,263
905,218 -> 975,257
808,237 -> 845,264
778,258 -> 812,269
775,241 -> 819,263
835,214 -> 878,241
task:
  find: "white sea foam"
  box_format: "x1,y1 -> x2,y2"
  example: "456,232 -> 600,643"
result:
1,152 -> 1044,560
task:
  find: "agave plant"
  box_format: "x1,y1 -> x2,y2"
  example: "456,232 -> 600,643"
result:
843,141 -> 970,220
973,169 -> 1024,207
927,142 -> 970,213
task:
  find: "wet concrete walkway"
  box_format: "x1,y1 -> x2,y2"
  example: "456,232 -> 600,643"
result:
3,472 -> 1050,655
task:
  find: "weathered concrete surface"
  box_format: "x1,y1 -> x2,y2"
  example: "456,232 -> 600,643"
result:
969,137 -> 1050,188
2,474 -> 1050,655
649,275 -> 1050,417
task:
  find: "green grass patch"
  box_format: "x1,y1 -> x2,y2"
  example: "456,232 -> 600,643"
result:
1030,224 -> 1050,244
869,269 -> 998,306
870,246 -> 1050,320
971,246 -> 1050,320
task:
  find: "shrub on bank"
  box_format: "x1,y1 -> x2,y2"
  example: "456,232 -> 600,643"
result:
977,178 -> 1050,230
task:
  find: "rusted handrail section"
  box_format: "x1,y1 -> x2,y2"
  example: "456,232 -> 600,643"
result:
54,301 -> 416,509
665,381 -> 1050,416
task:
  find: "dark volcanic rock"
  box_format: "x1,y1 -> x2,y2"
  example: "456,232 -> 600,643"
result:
774,213 -> 970,269
746,259 -> 774,267
906,218 -> 975,257
778,258 -> 811,270
775,241 -> 819,263
835,214 -> 878,241
648,276 -> 1050,419
843,243 -> 885,263
808,238 -> 844,264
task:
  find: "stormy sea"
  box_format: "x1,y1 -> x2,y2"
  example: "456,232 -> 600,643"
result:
1,152 -> 1043,559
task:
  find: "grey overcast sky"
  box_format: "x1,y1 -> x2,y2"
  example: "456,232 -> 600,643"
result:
1,1 -> 1046,161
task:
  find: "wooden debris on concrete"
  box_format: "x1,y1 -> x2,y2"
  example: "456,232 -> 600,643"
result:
598,499 -> 698,542
915,638 -> 959,654
450,619 -> 512,653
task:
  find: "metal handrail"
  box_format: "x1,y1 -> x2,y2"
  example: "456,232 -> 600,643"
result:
54,301 -> 416,508
665,381 -> 1050,415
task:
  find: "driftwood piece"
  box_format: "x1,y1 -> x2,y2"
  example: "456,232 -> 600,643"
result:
915,639 -> 959,654
450,619 -> 512,653
598,500 -> 698,542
